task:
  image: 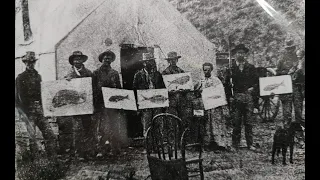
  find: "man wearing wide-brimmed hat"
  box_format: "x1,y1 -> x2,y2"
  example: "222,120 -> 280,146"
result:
277,42 -> 305,148
228,44 -> 259,151
16,51 -> 57,158
133,52 -> 166,136
276,39 -> 299,128
291,49 -> 305,148
92,50 -> 127,157
65,51 -> 92,79
60,51 -> 94,160
162,51 -> 193,131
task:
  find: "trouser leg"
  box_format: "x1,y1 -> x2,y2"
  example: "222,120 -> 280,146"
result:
23,114 -> 39,157
243,105 -> 254,147
33,114 -> 57,157
280,95 -> 293,126
293,86 -> 303,124
73,116 -> 83,156
81,115 -> 92,137
141,110 -> 153,137
232,103 -> 243,148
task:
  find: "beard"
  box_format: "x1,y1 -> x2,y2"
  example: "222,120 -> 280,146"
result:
236,56 -> 245,62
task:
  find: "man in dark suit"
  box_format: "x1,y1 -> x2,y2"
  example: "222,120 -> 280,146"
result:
132,53 -> 166,136
16,51 -> 57,158
228,44 -> 259,151
62,51 -> 94,160
276,40 -> 299,127
92,50 -> 127,156
162,51 -> 193,129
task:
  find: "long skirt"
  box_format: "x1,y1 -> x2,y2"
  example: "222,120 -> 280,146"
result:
204,106 -> 231,148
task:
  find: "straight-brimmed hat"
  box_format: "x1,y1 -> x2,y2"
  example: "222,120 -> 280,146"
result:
284,39 -> 296,50
69,51 -> 88,65
98,50 -> 116,62
165,51 -> 181,60
22,51 -> 38,63
231,44 -> 249,55
140,53 -> 156,61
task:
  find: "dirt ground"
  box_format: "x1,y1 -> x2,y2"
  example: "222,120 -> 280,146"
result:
61,106 -> 305,180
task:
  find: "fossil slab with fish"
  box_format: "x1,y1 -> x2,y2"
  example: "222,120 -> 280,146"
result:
41,77 -> 93,117
137,89 -> 169,109
102,87 -> 137,111
163,72 -> 194,92
201,84 -> 227,110
259,75 -> 293,96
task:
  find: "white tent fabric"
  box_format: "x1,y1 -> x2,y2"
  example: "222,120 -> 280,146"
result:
15,0 -> 105,58
15,0 -> 216,83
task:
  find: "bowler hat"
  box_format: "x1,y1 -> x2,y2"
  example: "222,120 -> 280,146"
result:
69,51 -> 88,65
231,44 -> 249,55
140,53 -> 156,61
22,51 -> 38,63
98,50 -> 116,62
165,51 -> 181,60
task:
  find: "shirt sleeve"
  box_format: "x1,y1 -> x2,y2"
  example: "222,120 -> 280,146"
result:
15,77 -> 23,107
132,72 -> 139,90
157,72 -> 166,88
276,59 -> 284,75
114,72 -> 122,89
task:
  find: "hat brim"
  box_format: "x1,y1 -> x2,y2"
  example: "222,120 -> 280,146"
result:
140,58 -> 156,61
69,55 -> 88,65
165,56 -> 181,60
231,48 -> 249,55
22,58 -> 38,63
285,45 -> 296,49
98,52 -> 116,62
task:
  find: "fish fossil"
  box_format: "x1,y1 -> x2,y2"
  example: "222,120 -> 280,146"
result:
207,95 -> 221,99
167,75 -> 190,87
109,95 -> 129,102
51,89 -> 86,109
141,94 -> 168,104
263,81 -> 285,91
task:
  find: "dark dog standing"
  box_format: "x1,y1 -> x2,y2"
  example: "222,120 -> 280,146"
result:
271,122 -> 302,165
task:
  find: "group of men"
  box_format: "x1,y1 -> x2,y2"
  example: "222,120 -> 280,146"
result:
15,39 -> 305,160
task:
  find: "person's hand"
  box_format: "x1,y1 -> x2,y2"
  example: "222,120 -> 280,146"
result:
247,87 -> 254,93
230,97 -> 234,103
270,92 -> 275,99
288,66 -> 297,75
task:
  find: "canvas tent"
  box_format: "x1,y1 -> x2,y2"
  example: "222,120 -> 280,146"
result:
15,0 -> 216,83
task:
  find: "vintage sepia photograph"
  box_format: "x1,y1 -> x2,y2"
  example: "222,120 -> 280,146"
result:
15,0 -> 305,179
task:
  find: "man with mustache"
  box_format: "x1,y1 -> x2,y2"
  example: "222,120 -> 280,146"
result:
16,51 -> 57,158
92,50 -> 127,156
286,48 -> 305,147
132,53 -> 166,137
162,51 -> 193,131
61,51 -> 94,160
228,44 -> 259,151
276,40 -> 299,128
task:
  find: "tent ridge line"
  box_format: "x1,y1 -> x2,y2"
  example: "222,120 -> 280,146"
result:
54,0 -> 108,80
54,0 -> 107,50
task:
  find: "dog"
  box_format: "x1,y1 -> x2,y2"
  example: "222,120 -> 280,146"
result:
271,122 -> 303,165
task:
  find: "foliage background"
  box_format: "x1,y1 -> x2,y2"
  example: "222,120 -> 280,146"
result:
168,0 -> 305,67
